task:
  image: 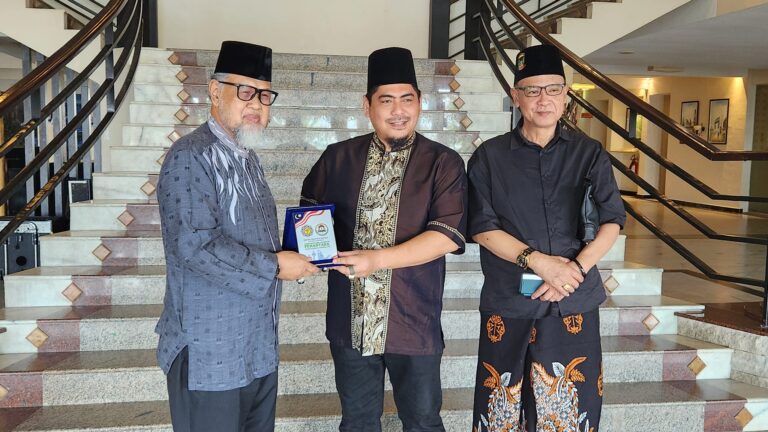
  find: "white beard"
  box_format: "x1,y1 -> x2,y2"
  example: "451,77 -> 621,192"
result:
235,125 -> 265,150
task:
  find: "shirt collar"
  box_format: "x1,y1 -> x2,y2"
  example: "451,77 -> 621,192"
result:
510,119 -> 572,152
207,117 -> 250,158
371,132 -> 417,154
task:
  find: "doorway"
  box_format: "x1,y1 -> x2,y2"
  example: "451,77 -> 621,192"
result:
644,94 -> 671,195
749,85 -> 768,213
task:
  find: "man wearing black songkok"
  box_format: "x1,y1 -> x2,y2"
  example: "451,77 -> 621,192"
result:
467,44 -> 625,431
156,41 -> 319,432
301,47 -> 468,431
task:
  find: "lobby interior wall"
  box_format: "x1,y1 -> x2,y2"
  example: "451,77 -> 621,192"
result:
579,75 -> 748,208
156,0 -> 431,57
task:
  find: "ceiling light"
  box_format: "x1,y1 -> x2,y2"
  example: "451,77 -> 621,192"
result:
571,83 -> 596,91
647,65 -> 684,73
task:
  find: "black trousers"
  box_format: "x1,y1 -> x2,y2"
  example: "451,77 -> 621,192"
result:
472,309 -> 603,432
166,347 -> 278,432
330,344 -> 445,432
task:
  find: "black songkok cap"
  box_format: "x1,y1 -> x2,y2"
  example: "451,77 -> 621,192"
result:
514,44 -> 565,84
367,47 -> 419,94
214,41 -> 273,82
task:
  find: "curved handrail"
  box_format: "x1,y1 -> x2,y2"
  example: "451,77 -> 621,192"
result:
0,0 -> 124,117
0,0 -> 143,244
569,92 -> 768,203
456,0 -> 577,58
498,0 -> 768,161
479,1 -> 768,204
474,0 -> 768,325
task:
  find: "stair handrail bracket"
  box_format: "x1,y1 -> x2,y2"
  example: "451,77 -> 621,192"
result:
0,0 -> 143,245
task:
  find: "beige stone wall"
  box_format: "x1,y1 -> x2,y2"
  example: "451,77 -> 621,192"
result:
156,0 -> 431,57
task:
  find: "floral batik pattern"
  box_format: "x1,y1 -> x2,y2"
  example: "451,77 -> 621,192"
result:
531,357 -> 593,432
350,134 -> 414,355
475,362 -> 525,432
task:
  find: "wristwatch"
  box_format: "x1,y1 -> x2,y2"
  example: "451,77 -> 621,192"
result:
516,247 -> 535,269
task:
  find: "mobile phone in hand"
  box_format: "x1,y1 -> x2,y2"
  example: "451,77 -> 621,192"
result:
520,273 -> 544,297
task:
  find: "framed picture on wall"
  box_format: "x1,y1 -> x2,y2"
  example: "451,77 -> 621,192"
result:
680,101 -> 699,132
708,98 -> 729,144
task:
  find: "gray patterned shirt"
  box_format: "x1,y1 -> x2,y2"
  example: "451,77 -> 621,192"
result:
155,118 -> 282,391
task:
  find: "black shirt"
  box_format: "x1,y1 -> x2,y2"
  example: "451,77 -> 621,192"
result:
467,123 -> 626,318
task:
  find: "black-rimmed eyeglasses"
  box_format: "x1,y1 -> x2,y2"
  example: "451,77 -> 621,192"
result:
514,83 -> 566,97
217,81 -> 279,106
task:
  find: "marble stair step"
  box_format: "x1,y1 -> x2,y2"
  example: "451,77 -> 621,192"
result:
108,146 -> 474,174
97,170 -> 532,204
36,229 -> 480,267
122,125 -> 493,152
38,230 -> 167,267
128,102 -> 511,132
0,297 -> 704,354
134,64 -> 500,93
5,378 -> 768,431
4,260 -> 659,307
133,85 -> 504,111
3,263 -> 482,307
83,171 -> 336,204
68,199 -> 299,231
139,48 -> 495,77
0,335 -> 733,408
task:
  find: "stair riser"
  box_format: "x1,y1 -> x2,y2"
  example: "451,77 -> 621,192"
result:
70,203 -> 163,232
135,66 -> 498,93
3,272 -> 484,306
0,318 -> 158,354
128,104 -> 511,133
38,230 -> 628,268
140,50 -> 494,77
0,349 -> 730,408
133,85 -> 504,111
4,266 -> 656,307
121,125 -> 489,152
140,50 -> 447,74
0,306 -> 694,355
0,404 -> 736,432
38,236 -> 480,267
4,274 -> 167,307
109,147 -> 474,175
40,236 -> 166,267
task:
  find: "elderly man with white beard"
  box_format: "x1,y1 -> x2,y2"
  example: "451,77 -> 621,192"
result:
155,41 -> 319,432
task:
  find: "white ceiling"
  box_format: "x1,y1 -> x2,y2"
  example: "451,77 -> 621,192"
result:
584,3 -> 768,77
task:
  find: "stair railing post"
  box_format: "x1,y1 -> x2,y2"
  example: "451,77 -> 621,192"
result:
22,49 -> 40,214
763,248 -> 768,328
428,0 -> 450,59
464,0 -> 483,60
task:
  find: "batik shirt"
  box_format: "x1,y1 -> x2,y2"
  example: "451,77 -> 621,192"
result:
155,118 -> 281,391
301,133 -> 468,356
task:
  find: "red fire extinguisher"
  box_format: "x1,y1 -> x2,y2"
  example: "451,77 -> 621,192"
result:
628,154 -> 639,174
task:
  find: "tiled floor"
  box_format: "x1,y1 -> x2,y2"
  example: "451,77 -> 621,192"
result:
623,198 -> 767,305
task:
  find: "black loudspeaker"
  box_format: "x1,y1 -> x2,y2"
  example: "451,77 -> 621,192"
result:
2,233 -> 38,275
0,219 -> 51,278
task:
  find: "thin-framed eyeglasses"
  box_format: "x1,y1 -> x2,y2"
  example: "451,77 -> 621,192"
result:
514,83 -> 566,97
217,81 -> 279,106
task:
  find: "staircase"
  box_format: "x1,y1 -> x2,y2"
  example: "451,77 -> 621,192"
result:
450,0 -> 692,59
0,0 -> 101,74
1,48 -> 768,432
